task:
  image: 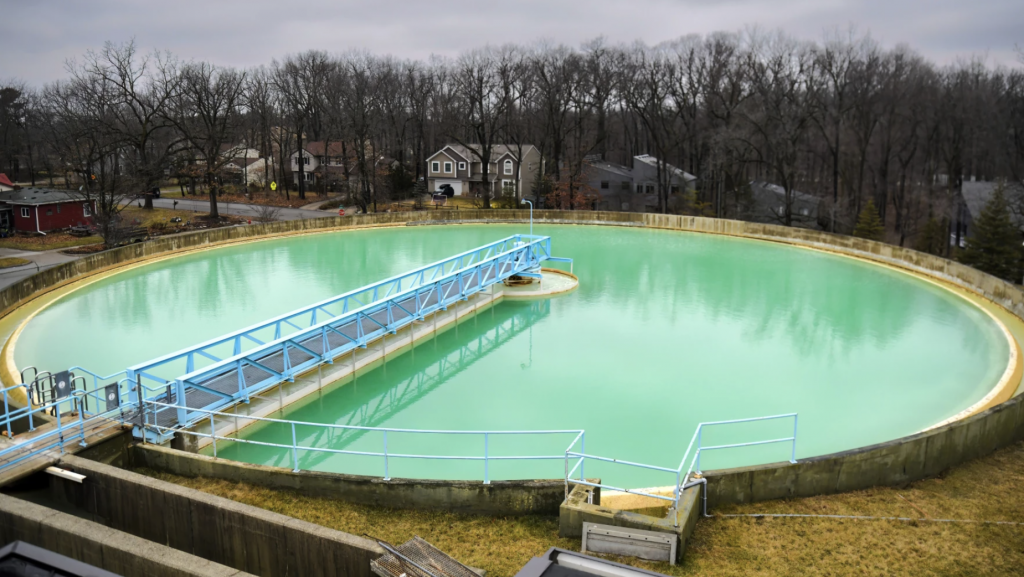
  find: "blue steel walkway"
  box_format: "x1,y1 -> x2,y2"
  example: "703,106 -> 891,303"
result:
1,233 -> 569,474
3,235 -> 568,443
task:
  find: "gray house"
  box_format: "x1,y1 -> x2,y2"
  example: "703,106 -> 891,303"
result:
958,180 -> 1024,245
747,181 -> 822,229
586,155 -> 698,212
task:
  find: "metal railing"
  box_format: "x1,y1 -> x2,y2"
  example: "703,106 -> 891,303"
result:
0,384 -> 131,473
127,234 -> 545,386
154,234 -> 561,431
565,413 -> 798,525
141,400 -> 582,484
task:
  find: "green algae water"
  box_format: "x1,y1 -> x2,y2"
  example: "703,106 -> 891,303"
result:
14,225 -> 1009,487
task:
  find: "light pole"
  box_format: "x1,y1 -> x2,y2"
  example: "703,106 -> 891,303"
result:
520,198 -> 533,237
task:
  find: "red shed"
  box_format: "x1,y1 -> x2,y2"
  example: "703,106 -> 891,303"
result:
0,188 -> 96,233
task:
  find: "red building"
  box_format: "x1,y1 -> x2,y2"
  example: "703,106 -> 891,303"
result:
0,188 -> 96,233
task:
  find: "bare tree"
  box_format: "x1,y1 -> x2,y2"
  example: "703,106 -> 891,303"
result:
171,62 -> 246,219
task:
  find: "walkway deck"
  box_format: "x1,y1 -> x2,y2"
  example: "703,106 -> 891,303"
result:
1,234 -> 568,476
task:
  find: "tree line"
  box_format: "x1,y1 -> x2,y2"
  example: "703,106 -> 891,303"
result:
0,31 -> 1022,250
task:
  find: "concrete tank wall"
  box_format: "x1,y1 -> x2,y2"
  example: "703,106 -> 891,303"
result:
4,210 -> 1024,507
132,443 -> 567,516
51,454 -> 382,577
0,492 -> 253,576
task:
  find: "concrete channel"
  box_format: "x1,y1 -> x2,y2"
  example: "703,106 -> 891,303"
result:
1,433 -> 383,577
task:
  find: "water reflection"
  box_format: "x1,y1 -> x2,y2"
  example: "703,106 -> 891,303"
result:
215,299 -> 551,472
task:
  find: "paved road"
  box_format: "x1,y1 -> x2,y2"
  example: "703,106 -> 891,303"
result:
0,198 -> 356,290
0,247 -> 79,290
147,197 -> 331,221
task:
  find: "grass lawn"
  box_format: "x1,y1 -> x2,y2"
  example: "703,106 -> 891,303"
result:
119,206 -> 206,229
0,234 -> 103,251
0,257 -> 31,269
141,440 -> 1024,577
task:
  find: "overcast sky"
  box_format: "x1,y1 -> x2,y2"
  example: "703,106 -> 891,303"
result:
1,0 -> 1021,85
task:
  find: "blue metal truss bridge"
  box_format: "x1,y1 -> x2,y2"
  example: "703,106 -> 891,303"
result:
13,234 -> 568,443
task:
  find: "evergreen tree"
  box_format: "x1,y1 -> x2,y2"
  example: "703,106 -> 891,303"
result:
915,215 -> 947,256
959,185 -> 1023,282
852,198 -> 885,241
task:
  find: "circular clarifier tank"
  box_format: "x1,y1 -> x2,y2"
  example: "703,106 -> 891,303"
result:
9,224 -> 1014,487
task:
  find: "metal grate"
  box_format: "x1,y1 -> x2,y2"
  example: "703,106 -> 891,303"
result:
371,537 -> 479,577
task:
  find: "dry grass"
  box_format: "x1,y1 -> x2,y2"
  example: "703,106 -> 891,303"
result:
141,469 -> 577,577
119,206 -> 202,229
0,233 -> 103,251
142,441 -> 1024,577
0,257 -> 31,269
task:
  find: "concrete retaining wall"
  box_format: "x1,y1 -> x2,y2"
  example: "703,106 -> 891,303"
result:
0,493 -> 253,576
52,454 -> 382,577
133,443 -> 567,516
5,209 -> 1024,510
703,386 -> 1024,508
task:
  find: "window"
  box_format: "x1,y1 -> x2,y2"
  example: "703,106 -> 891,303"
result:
443,162 -> 453,174
501,180 -> 515,194
20,207 -> 29,218
600,181 -> 609,189
458,162 -> 466,171
303,156 -> 310,165
305,173 -> 313,181
670,185 -> 679,194
646,185 -> 655,194
46,208 -> 52,216
82,203 -> 92,217
56,205 -> 61,214
504,159 -> 513,175
431,161 -> 440,173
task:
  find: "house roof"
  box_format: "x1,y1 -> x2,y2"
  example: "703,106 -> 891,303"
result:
0,174 -> 13,188
0,187 -> 86,206
586,159 -> 633,179
428,144 -> 537,163
225,157 -> 264,169
297,141 -> 347,157
749,181 -> 819,205
633,154 -> 697,183
961,180 -> 1024,225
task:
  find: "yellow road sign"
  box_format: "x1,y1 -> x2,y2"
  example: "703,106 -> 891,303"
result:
270,181 -> 277,191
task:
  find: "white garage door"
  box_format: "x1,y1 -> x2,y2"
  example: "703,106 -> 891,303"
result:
435,179 -> 464,195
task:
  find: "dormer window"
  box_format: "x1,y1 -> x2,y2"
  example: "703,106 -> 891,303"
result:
458,162 -> 466,171
443,162 -> 453,173
431,161 -> 440,173
504,159 -> 513,175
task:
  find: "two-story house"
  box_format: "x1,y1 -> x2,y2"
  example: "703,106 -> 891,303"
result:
586,155 -> 698,212
426,144 -> 542,198
290,141 -> 348,187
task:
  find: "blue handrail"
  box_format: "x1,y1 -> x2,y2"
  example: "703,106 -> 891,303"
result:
565,413 -> 799,526
141,399 -> 582,484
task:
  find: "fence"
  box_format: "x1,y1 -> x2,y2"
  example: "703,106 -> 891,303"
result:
565,414 -> 798,525
0,381 -> 131,473
141,400 -> 582,484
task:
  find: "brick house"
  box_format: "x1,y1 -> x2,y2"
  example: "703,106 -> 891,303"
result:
0,188 -> 96,233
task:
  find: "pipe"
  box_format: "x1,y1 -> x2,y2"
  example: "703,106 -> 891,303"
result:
34,206 -> 46,235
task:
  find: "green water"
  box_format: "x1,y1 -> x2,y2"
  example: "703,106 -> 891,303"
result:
15,225 -> 1009,487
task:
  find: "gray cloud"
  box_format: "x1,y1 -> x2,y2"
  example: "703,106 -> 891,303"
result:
0,0 -> 1020,84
